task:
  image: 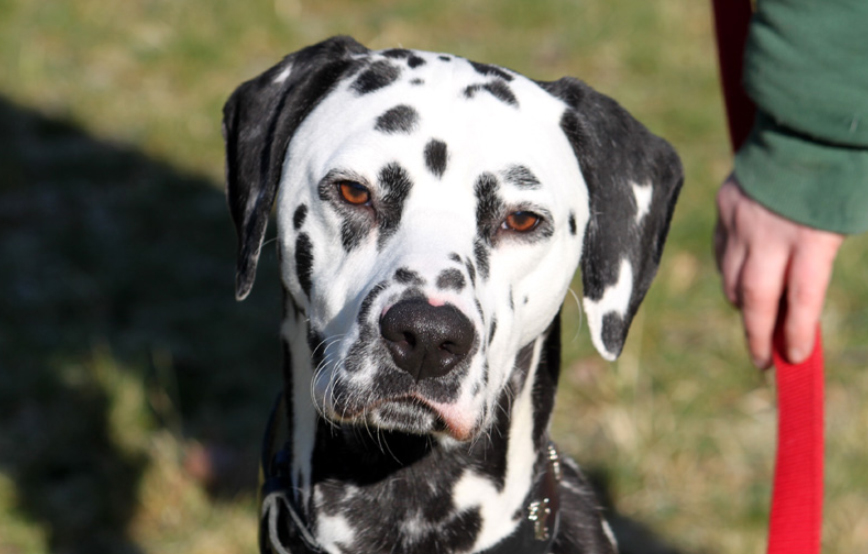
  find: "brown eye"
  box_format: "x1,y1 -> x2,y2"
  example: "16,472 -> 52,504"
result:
338,181 -> 371,205
503,211 -> 540,233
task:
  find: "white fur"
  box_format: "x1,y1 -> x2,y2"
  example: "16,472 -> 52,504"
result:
273,64 -> 292,84
631,180 -> 653,225
581,258 -> 634,361
280,304 -> 317,503
452,335 -> 545,551
313,505 -> 357,552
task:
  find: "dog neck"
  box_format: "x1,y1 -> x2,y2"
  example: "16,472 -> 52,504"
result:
278,293 -> 562,553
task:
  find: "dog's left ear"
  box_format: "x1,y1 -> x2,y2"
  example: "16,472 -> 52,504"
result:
223,36 -> 369,300
539,77 -> 683,361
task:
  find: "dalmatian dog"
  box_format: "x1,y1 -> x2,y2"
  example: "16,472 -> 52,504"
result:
223,36 -> 682,554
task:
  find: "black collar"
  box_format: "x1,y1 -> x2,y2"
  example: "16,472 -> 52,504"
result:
258,393 -> 561,554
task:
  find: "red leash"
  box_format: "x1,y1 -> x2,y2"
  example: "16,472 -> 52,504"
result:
711,1 -> 825,552
769,325 -> 824,554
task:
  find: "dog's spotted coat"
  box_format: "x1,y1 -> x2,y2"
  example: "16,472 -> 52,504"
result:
224,36 -> 682,554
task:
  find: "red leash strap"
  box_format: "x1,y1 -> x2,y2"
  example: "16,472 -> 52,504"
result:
711,1 -> 825,552
769,325 -> 825,554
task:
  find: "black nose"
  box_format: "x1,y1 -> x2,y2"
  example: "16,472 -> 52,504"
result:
380,299 -> 475,380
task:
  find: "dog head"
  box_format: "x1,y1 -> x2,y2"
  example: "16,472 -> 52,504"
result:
224,36 -> 682,441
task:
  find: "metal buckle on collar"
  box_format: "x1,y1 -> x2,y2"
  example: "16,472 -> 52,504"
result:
527,497 -> 553,541
527,443 -> 562,542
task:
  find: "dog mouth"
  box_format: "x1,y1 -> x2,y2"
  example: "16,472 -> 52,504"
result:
332,395 -> 478,441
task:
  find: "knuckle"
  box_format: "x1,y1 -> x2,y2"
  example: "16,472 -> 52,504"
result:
789,284 -> 822,309
740,281 -> 775,307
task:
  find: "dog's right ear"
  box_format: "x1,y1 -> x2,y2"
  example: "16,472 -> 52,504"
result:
223,36 -> 369,300
538,77 -> 683,361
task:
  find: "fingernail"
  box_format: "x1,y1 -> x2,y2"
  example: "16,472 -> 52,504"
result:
788,347 -> 807,364
751,356 -> 767,369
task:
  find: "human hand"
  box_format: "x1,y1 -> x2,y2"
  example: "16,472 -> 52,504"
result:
714,176 -> 844,368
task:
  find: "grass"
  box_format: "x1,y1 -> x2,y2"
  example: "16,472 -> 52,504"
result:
1,0 -> 866,553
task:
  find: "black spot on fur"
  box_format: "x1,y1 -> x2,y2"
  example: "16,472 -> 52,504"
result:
340,218 -> 368,251
399,287 -> 426,303
351,60 -> 401,94
410,78 -> 424,85
474,299 -> 484,322
473,239 -> 490,279
424,139 -> 448,178
306,328 -> 325,369
394,267 -> 424,285
503,165 -> 540,188
436,269 -> 465,291
382,48 -> 412,59
375,104 -> 420,134
569,211 -> 577,235
463,81 -> 519,107
449,252 -> 462,263
376,163 -> 413,247
343,339 -> 368,374
509,287 -> 515,310
292,204 -> 307,230
469,61 -> 513,81
358,281 -> 389,324
512,340 -> 536,393
438,55 -> 452,62
489,317 -> 497,345
474,172 -> 503,244
295,233 -> 313,297
602,312 -> 626,355
464,258 -> 476,287
408,55 -> 426,68
474,239 -> 490,280
532,316 -> 562,448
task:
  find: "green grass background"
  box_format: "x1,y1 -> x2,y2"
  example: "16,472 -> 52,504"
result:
1,0 -> 866,553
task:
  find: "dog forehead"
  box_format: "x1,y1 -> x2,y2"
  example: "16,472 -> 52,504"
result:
289,49 -> 579,191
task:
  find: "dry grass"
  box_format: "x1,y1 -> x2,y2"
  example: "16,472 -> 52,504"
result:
1,0 -> 866,553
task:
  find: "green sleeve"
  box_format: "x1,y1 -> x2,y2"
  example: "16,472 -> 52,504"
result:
733,0 -> 868,234
735,112 -> 868,234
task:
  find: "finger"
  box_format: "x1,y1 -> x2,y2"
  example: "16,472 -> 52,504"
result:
715,179 -> 746,305
783,239 -> 839,363
738,247 -> 789,368
713,217 -> 726,273
719,227 -> 746,306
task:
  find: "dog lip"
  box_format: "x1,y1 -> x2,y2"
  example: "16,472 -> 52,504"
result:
335,395 -> 477,441
389,395 -> 478,441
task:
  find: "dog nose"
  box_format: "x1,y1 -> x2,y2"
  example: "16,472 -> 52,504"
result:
380,299 -> 475,380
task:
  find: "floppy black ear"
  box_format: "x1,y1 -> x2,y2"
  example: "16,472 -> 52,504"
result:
538,77 -> 683,361
223,36 -> 369,300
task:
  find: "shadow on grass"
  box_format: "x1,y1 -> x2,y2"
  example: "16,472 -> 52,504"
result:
0,95 -> 281,553
0,95 -> 691,554
587,469 -> 695,554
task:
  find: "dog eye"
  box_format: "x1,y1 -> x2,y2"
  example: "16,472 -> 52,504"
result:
503,211 -> 541,233
337,181 -> 371,206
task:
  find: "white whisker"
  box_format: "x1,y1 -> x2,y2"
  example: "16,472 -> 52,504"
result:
566,286 -> 583,343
